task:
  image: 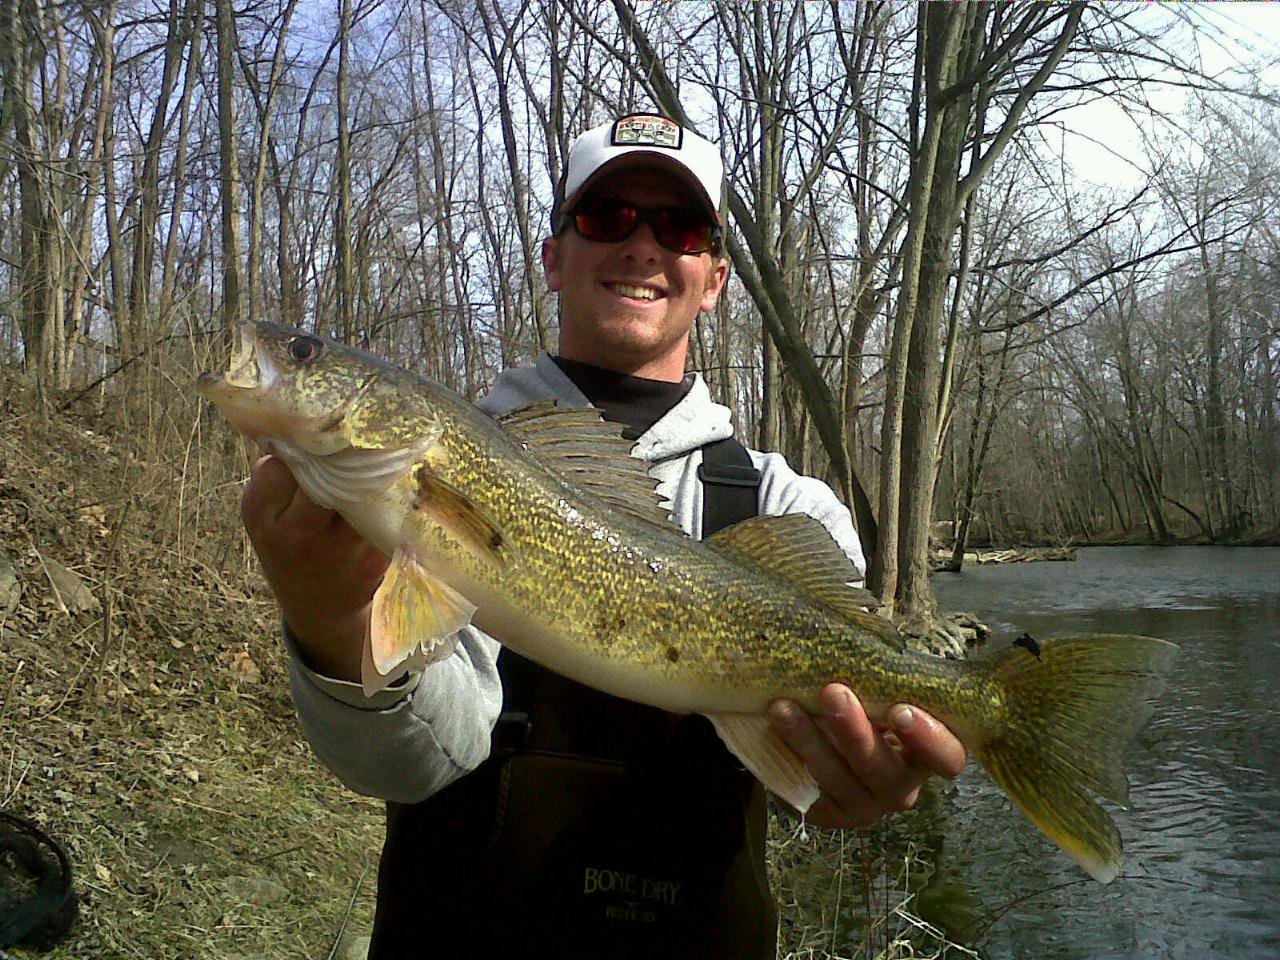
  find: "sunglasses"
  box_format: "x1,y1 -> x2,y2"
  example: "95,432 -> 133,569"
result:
567,200 -> 722,255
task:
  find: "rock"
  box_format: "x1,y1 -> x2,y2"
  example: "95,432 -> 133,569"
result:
0,548 -> 19,623
42,556 -> 99,614
222,875 -> 289,906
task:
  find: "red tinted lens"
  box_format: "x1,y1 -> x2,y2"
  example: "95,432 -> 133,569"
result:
571,201 -> 715,254
572,203 -> 638,243
651,210 -> 715,254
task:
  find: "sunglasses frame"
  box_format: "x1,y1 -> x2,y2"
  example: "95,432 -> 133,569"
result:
566,200 -> 723,256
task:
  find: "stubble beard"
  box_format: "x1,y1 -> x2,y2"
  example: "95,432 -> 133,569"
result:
593,308 -> 691,369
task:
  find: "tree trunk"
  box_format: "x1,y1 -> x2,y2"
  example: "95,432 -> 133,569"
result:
215,0 -> 244,330
334,0 -> 354,342
5,0 -> 53,401
871,5 -> 966,614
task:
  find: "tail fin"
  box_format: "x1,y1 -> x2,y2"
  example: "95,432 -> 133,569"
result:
973,634 -> 1177,884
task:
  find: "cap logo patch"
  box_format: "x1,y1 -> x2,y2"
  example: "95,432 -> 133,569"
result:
612,114 -> 682,150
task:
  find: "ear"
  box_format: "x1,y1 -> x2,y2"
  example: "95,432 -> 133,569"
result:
699,256 -> 730,314
542,237 -> 563,293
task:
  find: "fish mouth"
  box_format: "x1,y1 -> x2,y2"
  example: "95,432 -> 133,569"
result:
197,322 -> 362,457
196,323 -> 286,449
196,323 -> 280,399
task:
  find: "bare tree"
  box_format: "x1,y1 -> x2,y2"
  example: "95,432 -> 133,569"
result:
215,0 -> 245,330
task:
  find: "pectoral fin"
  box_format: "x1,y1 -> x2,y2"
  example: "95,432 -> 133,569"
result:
362,546 -> 477,696
414,470 -> 517,573
708,712 -> 820,815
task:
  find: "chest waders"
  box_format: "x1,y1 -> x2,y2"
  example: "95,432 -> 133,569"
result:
367,438 -> 776,960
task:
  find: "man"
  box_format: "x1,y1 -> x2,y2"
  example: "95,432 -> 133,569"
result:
242,114 -> 965,958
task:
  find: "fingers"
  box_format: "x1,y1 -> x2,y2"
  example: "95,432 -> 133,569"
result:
886,703 -> 968,780
768,685 -> 967,831
243,455 -> 345,540
813,685 -> 911,800
769,699 -> 876,825
278,479 -> 339,531
234,455 -> 385,683
242,455 -> 299,528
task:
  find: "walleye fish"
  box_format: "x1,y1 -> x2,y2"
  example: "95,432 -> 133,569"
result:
199,321 -> 1176,884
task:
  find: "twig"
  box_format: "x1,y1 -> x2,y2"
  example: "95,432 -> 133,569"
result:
969,873 -> 1197,946
56,331 -> 206,413
167,794 -> 254,821
326,851 -> 374,960
1,756 -> 31,808
829,829 -> 845,959
98,500 -> 132,710
30,545 -> 69,616
248,841 -> 307,865
0,658 -> 23,727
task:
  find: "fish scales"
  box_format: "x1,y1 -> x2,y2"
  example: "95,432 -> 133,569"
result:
423,412 -> 974,714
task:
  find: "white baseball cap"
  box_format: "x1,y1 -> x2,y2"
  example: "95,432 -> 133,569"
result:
553,114 -> 724,229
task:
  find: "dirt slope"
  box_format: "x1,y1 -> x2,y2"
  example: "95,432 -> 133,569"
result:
1,376 -> 382,959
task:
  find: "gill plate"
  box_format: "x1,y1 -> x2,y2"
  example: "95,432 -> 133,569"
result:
270,438 -> 428,509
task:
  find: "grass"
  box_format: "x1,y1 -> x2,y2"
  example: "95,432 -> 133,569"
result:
0,367 -> 980,959
768,811 -> 982,960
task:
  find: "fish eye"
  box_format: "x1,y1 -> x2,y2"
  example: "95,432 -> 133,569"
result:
289,336 -> 323,363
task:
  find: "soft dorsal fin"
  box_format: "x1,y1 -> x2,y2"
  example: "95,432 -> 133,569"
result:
497,401 -> 678,530
705,514 -> 901,649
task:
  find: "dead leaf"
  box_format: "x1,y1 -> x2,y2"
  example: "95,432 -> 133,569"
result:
41,556 -> 100,614
79,504 -> 110,537
229,650 -> 261,684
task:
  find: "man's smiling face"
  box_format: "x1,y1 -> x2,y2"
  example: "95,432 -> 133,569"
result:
543,164 -> 728,381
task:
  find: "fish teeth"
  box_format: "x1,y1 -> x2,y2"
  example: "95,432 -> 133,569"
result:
225,324 -> 267,388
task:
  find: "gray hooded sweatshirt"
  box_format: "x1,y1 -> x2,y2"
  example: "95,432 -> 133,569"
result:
286,353 -> 866,802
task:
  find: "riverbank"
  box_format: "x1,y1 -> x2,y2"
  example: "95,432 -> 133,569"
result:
0,392 -> 387,958
932,546 -> 1078,570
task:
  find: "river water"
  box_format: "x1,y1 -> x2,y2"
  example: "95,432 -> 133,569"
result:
917,546 -> 1280,960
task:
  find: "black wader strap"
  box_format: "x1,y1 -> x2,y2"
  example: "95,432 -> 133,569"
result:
493,648 -> 536,752
697,437 -> 761,538
494,436 -> 761,749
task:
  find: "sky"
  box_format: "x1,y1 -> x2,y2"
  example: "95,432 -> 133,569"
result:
1056,2 -> 1280,190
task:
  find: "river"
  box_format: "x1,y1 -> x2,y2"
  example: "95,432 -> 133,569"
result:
915,546 -> 1280,960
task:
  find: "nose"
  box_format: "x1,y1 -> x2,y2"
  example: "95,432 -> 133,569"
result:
617,220 -> 663,261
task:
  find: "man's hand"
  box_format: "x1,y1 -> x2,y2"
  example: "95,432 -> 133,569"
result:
768,684 -> 966,829
241,455 -> 389,682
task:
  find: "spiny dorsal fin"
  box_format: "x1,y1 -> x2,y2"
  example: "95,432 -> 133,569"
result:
497,401 -> 678,530
705,514 -> 901,649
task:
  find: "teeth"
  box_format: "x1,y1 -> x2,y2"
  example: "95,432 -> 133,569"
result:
225,324 -> 261,388
609,283 -> 659,301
